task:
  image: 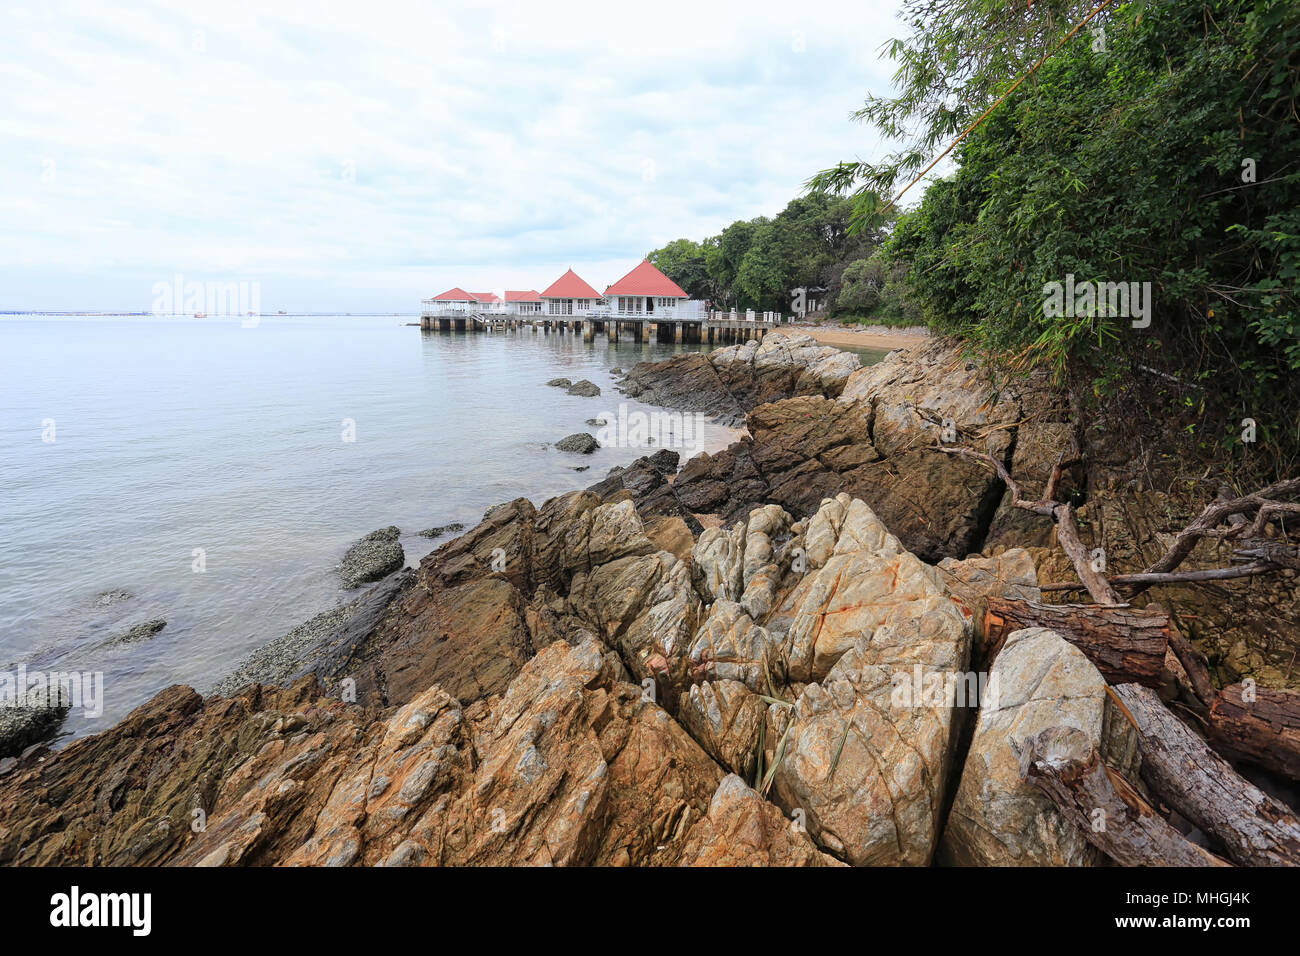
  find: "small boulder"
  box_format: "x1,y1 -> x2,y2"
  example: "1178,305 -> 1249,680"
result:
566,380 -> 601,397
340,527 -> 405,588
0,701 -> 68,758
546,377 -> 571,388
555,433 -> 599,454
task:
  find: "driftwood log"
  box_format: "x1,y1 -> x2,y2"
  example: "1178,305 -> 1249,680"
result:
936,438 -> 1300,784
983,596 -> 1167,687
1015,726 -> 1230,867
1208,684 -> 1300,782
1114,683 -> 1300,866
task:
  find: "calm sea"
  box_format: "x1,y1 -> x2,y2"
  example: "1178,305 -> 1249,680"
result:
0,315 -> 747,741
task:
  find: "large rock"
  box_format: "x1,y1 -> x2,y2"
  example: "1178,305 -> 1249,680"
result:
837,337 -> 1022,460
662,392 -> 1002,561
934,548 -> 1041,659
768,495 -> 969,683
1,640 -> 786,867
339,527 -> 405,589
711,331 -> 861,409
938,627 -> 1140,866
619,330 -> 860,426
568,550 -> 702,703
677,774 -> 842,867
760,495 -> 972,865
340,575 -> 534,707
0,702 -> 68,760
621,337 -> 1073,563
677,681 -> 766,779
766,629 -> 967,866
555,433 -> 599,454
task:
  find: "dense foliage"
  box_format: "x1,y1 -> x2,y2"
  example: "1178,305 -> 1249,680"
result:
882,0 -> 1299,466
809,0 -> 1106,226
647,194 -> 889,313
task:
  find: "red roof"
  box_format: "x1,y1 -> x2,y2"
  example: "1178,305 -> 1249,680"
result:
504,290 -> 541,302
605,260 -> 687,298
541,269 -> 602,299
432,287 -> 475,301
472,292 -> 500,303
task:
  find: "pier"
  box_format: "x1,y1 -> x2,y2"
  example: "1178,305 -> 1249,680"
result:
418,309 -> 781,344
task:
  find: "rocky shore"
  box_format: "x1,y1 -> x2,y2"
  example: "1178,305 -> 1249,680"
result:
1,330 -> 1296,866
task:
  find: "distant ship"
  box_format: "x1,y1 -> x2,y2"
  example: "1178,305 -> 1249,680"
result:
194,312 -> 207,318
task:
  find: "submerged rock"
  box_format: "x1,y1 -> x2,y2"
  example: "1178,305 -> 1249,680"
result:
555,433 -> 599,454
340,527 -> 404,589
214,571 -> 412,697
102,618 -> 167,648
546,377 -> 571,388
94,588 -> 133,607
416,523 -> 465,539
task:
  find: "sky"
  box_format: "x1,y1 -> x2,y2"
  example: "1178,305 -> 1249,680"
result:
1,0 -> 909,312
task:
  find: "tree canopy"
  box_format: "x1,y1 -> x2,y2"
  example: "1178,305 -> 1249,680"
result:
648,193 -> 888,313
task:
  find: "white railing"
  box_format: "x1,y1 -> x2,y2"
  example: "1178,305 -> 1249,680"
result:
421,300 -> 508,314
606,300 -> 707,320
422,299 -> 476,312
423,300 -> 781,322
706,309 -> 783,323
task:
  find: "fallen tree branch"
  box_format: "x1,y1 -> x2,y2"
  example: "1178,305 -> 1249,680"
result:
983,597 -> 1167,686
1114,683 -> 1300,866
1155,603 -> 1217,712
931,444 -> 1055,516
1208,684 -> 1300,781
1039,561 -> 1278,590
1014,726 -> 1231,867
931,443 -> 1295,601
1143,478 -> 1300,576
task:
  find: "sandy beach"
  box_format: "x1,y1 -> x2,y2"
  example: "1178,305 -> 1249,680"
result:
790,324 -> 930,351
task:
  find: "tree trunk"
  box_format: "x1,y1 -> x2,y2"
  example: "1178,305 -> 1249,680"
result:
983,597 -> 1168,687
1208,684 -> 1300,782
1015,726 -> 1230,867
1114,683 -> 1300,866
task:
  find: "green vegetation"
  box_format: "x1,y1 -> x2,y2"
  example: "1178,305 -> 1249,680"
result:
647,194 -> 891,315
816,0 -> 1300,471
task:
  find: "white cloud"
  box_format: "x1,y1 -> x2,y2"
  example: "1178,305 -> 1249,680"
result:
0,0 -> 906,311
